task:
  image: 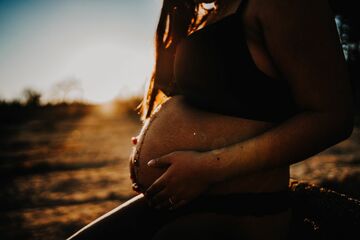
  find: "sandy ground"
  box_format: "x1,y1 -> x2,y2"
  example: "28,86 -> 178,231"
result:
0,105 -> 359,240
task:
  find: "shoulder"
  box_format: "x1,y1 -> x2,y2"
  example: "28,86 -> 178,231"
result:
248,0 -> 351,114
247,0 -> 337,56
241,0 -> 334,39
250,0 -> 333,26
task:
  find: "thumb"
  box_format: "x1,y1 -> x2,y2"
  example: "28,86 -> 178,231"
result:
147,157 -> 171,168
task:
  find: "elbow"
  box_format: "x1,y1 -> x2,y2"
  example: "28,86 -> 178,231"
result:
335,110 -> 355,142
341,118 -> 354,141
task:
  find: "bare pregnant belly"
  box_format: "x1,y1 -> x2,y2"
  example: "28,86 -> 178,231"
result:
129,95 -> 289,194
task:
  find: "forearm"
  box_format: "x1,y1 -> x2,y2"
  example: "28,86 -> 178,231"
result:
204,110 -> 354,183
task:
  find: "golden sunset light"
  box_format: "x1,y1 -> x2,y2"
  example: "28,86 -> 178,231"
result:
1,1 -> 360,239
0,0 -> 162,104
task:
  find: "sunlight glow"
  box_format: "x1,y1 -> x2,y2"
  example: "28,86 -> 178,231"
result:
0,0 -> 162,104
62,42 -> 152,104
97,101 -> 116,117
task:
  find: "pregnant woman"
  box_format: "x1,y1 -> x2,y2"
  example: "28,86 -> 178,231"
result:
68,0 -> 354,239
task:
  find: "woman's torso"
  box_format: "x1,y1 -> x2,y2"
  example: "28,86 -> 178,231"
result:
130,95 -> 290,194
130,0 -> 297,195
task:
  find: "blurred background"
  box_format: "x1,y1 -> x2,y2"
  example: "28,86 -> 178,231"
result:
0,0 -> 359,239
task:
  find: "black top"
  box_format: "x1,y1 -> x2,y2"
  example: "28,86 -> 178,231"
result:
173,0 -> 299,122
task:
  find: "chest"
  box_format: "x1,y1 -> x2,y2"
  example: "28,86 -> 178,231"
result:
171,2 -> 298,122
174,12 -> 279,95
174,1 -> 280,88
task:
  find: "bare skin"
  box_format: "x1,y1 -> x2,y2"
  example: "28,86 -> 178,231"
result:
124,1 -> 353,239
130,0 -> 290,199
125,1 -> 352,238
128,95 -> 292,240
145,0 -> 354,212
67,1 -> 354,239
130,95 -> 286,194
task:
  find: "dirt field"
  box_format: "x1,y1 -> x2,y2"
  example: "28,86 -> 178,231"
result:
0,104 -> 359,240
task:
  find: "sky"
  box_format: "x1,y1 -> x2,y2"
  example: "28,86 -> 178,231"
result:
0,0 -> 162,103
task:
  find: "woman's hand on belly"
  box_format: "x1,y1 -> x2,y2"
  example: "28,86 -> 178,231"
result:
145,150 -> 215,210
133,95 -> 284,207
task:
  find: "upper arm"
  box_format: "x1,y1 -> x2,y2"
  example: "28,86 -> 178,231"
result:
256,0 -> 353,119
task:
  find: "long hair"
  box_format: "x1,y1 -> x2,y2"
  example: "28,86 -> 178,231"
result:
136,0 -> 217,122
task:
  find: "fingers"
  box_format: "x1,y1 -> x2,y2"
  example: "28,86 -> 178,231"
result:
131,136 -> 138,145
148,189 -> 185,210
169,199 -> 187,210
150,189 -> 173,209
131,183 -> 141,192
145,176 -> 166,200
153,194 -> 187,210
144,174 -> 181,209
147,157 -> 172,168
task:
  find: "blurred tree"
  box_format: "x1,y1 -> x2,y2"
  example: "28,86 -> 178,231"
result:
50,78 -> 84,103
22,88 -> 42,107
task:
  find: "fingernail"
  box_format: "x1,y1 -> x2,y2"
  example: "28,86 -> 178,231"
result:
132,183 -> 139,191
147,159 -> 155,166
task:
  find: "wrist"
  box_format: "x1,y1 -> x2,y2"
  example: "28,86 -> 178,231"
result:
200,148 -> 230,184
